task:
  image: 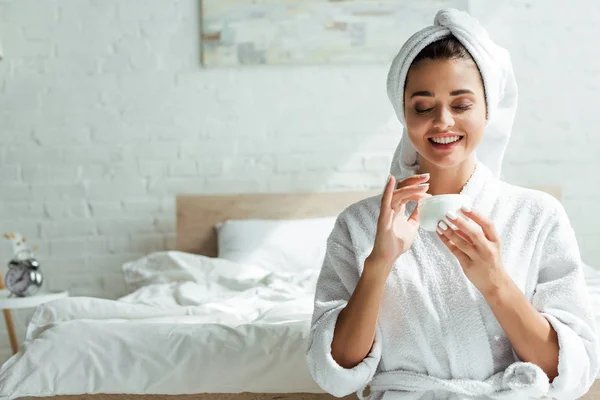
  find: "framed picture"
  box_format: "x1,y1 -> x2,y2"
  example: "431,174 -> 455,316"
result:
201,0 -> 469,66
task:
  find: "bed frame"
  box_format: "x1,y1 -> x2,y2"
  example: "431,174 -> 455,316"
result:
31,187 -> 600,400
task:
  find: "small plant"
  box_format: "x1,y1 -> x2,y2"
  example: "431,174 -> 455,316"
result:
3,233 -> 38,257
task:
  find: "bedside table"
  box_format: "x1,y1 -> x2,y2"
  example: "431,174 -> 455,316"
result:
0,289 -> 69,354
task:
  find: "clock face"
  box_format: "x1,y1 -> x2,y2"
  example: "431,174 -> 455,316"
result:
5,266 -> 31,296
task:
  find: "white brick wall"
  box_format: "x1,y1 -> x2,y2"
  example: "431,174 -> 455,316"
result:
0,0 -> 599,361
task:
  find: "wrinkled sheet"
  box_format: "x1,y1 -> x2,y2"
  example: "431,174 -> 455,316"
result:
0,252 -> 323,399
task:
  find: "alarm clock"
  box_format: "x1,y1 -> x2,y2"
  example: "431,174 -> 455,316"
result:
5,250 -> 43,297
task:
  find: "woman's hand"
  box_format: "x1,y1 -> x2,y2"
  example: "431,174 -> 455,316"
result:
436,206 -> 506,296
366,173 -> 431,275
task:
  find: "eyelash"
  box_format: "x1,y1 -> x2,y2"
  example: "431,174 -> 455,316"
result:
415,105 -> 472,115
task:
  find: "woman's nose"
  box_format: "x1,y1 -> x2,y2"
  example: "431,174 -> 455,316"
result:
432,107 -> 455,130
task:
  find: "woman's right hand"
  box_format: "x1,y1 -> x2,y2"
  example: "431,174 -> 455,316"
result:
366,173 -> 431,276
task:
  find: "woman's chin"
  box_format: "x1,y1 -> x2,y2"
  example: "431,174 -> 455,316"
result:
419,152 -> 472,169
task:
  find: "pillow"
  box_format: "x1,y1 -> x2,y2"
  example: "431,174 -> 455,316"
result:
215,216 -> 337,273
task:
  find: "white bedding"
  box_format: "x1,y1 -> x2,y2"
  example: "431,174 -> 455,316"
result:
0,252 -> 324,399
0,252 -> 598,399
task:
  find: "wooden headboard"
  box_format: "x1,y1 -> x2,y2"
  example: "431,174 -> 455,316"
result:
176,191 -> 379,256
176,186 -> 561,256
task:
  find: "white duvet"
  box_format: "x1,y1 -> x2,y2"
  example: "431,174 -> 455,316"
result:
0,251 -> 324,399
0,252 -> 599,399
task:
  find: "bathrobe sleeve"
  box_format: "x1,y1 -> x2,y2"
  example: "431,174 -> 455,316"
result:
306,216 -> 382,397
531,197 -> 600,399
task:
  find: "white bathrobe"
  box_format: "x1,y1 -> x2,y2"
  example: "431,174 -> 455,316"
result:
305,162 -> 599,400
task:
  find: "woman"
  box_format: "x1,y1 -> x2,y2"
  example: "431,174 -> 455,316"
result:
306,9 -> 599,400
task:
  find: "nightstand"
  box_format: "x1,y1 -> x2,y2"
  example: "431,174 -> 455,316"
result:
0,289 -> 69,354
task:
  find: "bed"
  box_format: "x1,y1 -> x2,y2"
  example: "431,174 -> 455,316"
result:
0,188 -> 598,399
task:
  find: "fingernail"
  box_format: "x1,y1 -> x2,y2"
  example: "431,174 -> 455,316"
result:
438,221 -> 448,231
420,173 -> 430,178
446,211 -> 458,220
461,205 -> 472,213
417,183 -> 430,188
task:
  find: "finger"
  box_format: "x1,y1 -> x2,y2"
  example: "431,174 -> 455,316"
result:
378,175 -> 396,231
391,192 -> 431,210
390,183 -> 430,203
437,220 -> 477,259
396,172 -> 430,186
445,211 -> 486,248
443,218 -> 474,244
460,206 -> 499,242
436,228 -> 471,264
393,182 -> 430,194
392,199 -> 404,214
441,220 -> 475,248
392,202 -> 406,219
381,174 -> 396,211
407,202 -> 420,224
455,229 -> 472,244
395,193 -> 431,220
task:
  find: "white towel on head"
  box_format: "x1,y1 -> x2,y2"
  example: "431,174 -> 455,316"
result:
387,8 -> 518,179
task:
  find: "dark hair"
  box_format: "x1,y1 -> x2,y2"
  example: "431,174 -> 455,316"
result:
412,36 -> 473,64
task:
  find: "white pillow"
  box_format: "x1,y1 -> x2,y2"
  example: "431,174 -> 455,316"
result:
215,217 -> 337,273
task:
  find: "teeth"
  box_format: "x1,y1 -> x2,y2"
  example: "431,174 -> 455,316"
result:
431,136 -> 461,144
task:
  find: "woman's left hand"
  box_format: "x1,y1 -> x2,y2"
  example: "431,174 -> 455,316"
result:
436,207 -> 507,296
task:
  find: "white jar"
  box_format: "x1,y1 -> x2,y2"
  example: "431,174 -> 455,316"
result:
418,194 -> 472,232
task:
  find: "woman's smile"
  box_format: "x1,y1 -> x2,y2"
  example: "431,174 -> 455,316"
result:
428,135 -> 464,150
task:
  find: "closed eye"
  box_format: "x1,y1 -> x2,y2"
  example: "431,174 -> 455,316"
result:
415,105 -> 472,115
415,108 -> 433,114
454,105 -> 472,111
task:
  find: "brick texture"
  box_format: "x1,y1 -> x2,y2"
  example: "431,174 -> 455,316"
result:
0,0 -> 598,360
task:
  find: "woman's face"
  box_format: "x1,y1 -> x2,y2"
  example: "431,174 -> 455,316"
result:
403,58 -> 487,169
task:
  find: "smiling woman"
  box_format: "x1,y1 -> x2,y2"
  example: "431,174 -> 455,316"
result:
403,37 -> 487,196
306,8 -> 600,400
